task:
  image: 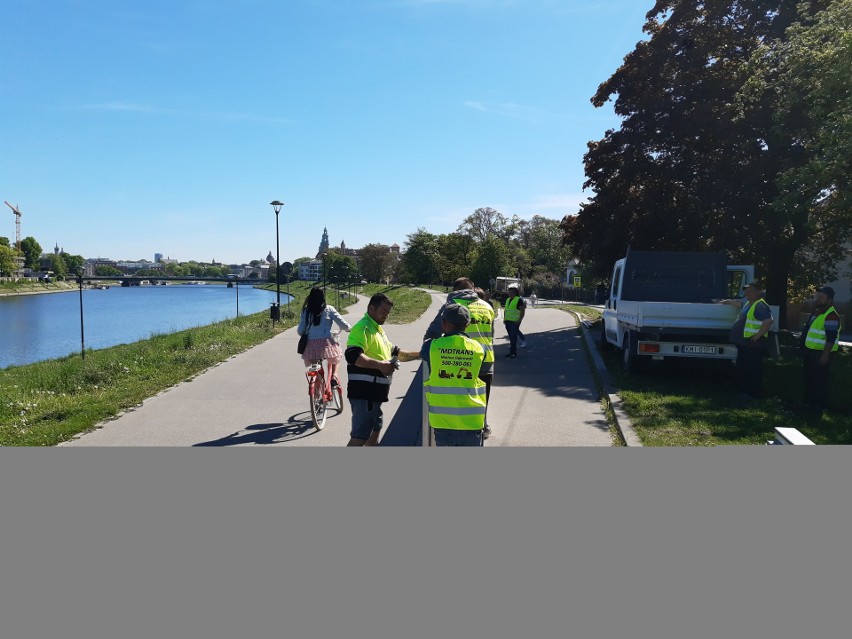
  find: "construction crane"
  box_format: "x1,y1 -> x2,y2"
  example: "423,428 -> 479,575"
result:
4,200 -> 22,250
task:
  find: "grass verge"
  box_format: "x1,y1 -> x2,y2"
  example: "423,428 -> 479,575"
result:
584,318 -> 851,446
358,284 -> 432,324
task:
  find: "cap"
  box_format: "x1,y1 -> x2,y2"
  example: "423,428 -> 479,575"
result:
507,284 -> 519,291
817,286 -> 835,298
743,281 -> 763,291
442,303 -> 471,327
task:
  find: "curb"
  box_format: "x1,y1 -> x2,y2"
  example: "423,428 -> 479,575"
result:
573,315 -> 643,447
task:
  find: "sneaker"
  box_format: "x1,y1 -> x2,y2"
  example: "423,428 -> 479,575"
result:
483,424 -> 492,439
331,377 -> 339,388
505,353 -> 516,358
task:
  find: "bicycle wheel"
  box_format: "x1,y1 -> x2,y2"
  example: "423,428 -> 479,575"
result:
332,384 -> 343,413
310,376 -> 328,430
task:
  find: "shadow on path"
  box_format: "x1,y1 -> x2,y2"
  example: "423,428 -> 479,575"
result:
193,412 -> 321,446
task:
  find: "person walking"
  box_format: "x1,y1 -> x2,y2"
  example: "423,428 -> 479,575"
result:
719,281 -> 774,401
529,292 -> 537,308
297,287 -> 351,399
503,284 -> 526,358
420,304 -> 486,446
801,286 -> 842,414
425,278 -> 496,438
344,292 -> 420,446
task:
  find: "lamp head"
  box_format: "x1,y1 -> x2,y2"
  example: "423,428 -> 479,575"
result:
270,200 -> 284,214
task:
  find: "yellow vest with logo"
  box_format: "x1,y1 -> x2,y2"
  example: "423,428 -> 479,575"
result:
455,297 -> 495,373
425,334 -> 486,431
743,299 -> 769,339
805,307 -> 841,352
504,296 -> 522,322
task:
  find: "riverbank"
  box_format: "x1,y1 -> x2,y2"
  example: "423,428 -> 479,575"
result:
0,281 -> 78,296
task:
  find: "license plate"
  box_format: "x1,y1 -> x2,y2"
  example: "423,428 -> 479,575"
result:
682,345 -> 716,354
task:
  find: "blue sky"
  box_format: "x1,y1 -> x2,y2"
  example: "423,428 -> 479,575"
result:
1,0 -> 649,265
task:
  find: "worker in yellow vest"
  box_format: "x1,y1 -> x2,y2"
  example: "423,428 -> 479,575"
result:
420,303 -> 486,446
503,284 -> 526,358
720,280 -> 774,401
801,286 -> 842,414
424,277 -> 496,438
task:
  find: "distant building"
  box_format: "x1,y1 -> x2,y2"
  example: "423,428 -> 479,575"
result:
299,259 -> 324,281
154,253 -> 163,263
317,227 -> 330,259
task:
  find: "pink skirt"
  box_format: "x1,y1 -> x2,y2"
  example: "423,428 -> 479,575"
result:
302,337 -> 343,366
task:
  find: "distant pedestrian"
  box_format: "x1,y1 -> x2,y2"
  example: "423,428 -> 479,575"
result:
719,281 -> 773,401
801,286 -> 842,414
503,284 -> 526,357
420,304 -> 486,446
345,293 -> 420,446
529,292 -> 537,308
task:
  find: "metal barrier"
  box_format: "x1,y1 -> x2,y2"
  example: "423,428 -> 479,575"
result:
768,427 -> 815,445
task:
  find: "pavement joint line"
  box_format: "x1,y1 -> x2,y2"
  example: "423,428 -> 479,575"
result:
570,312 -> 643,447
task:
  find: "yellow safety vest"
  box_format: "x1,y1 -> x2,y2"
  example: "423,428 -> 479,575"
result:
743,299 -> 769,339
805,307 -> 841,352
425,334 -> 486,431
504,296 -> 522,323
346,313 -> 394,401
455,297 -> 495,373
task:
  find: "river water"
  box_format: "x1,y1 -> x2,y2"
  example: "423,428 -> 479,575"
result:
0,284 -> 291,369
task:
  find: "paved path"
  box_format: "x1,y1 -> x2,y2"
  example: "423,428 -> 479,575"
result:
62,290 -> 614,447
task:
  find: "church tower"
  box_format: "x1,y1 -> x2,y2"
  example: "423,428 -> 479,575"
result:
317,227 -> 330,258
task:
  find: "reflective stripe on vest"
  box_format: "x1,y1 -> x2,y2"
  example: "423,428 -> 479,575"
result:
426,335 -> 486,431
504,296 -> 521,322
743,299 -> 768,339
805,307 -> 841,352
348,374 -> 392,385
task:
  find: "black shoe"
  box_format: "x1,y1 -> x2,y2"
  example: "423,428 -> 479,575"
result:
505,353 -> 516,358
483,425 -> 492,439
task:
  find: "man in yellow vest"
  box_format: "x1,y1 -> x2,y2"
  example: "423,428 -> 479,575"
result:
420,303 -> 486,446
424,277 -> 496,438
719,281 -> 773,401
503,284 -> 526,358
345,292 -> 420,446
801,286 -> 842,414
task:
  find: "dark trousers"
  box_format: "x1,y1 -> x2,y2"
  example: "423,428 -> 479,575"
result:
433,428 -> 483,446
478,371 -> 493,429
736,344 -> 765,398
505,321 -> 520,355
803,350 -> 832,409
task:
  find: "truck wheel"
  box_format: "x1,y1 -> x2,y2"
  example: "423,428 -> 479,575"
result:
599,323 -> 612,351
622,331 -> 644,374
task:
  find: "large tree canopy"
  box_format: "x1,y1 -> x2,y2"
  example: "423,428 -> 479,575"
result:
563,0 -> 839,325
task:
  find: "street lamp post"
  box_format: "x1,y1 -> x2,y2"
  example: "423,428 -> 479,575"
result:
321,252 -> 327,294
75,268 -> 85,359
270,200 -> 284,325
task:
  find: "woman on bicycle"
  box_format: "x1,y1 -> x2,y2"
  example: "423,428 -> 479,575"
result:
297,287 -> 351,398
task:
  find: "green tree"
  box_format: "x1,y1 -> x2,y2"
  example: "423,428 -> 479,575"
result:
0,244 -> 17,276
435,233 -> 478,284
60,253 -> 85,275
471,237 -> 512,291
324,250 -> 358,286
19,236 -> 42,270
0,237 -> 10,247
564,0 -> 831,326
739,0 -> 852,300
358,243 -> 393,283
399,228 -> 439,284
457,207 -> 512,243
96,265 -> 123,277
48,253 -> 68,278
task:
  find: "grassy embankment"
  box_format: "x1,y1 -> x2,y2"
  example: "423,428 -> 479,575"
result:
0,280 -> 361,446
561,309 -> 851,446
0,280 -> 77,295
357,284 -> 433,324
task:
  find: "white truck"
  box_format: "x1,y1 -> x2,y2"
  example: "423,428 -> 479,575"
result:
600,250 -> 779,373
492,276 -> 523,304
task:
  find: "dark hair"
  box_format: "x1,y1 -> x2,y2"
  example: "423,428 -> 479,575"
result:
302,286 -> 326,325
474,287 -> 487,299
368,292 -> 393,310
453,277 -> 475,291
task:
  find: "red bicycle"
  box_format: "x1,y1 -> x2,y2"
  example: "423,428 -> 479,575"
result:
305,360 -> 343,430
